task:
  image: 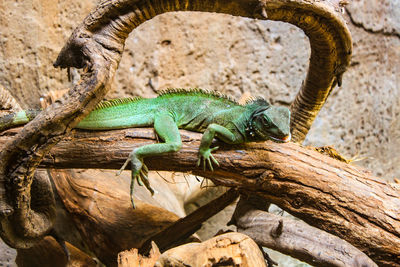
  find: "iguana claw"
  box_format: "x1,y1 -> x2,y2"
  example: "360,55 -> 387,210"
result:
117,151 -> 154,209
197,146 -> 220,171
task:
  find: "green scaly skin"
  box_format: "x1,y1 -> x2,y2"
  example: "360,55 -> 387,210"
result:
0,89 -> 291,208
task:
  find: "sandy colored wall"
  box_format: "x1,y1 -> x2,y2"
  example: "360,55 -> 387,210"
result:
0,0 -> 398,265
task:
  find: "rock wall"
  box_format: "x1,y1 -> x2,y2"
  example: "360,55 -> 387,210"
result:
0,0 -> 398,265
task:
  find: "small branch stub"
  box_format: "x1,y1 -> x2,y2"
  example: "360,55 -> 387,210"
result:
270,219 -> 283,239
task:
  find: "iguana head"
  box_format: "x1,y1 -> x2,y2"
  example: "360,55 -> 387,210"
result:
249,106 -> 291,143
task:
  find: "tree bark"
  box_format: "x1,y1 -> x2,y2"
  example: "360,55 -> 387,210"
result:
1,127 -> 399,266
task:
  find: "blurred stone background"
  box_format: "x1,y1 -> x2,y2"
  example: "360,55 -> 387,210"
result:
0,0 -> 398,266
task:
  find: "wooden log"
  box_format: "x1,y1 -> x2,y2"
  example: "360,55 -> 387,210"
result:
119,233 -> 267,267
118,242 -> 161,267
156,232 -> 267,267
1,127 -> 399,266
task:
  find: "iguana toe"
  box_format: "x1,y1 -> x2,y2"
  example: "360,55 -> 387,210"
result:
119,151 -> 155,209
198,146 -> 220,171
116,152 -> 134,176
139,168 -> 154,196
129,188 -> 136,209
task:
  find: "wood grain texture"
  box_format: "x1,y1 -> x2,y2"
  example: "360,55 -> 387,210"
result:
119,242 -> 161,267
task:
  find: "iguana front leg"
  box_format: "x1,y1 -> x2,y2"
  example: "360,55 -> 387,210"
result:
118,113 -> 181,208
197,123 -> 242,171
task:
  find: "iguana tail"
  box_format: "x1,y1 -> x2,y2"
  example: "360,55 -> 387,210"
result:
0,110 -> 41,132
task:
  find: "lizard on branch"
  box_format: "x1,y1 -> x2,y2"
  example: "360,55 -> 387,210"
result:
0,88 -> 291,208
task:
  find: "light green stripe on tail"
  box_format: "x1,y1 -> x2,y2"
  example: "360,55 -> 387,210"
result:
0,110 -> 41,132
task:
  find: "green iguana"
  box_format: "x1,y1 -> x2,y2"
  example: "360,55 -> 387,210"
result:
0,89 -> 291,208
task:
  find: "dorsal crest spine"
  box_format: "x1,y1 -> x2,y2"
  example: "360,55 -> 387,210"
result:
93,89 -> 269,110
94,96 -> 142,110
244,97 -> 270,106
158,88 -> 238,104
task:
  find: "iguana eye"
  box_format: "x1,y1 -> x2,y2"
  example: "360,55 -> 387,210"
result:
262,116 -> 272,126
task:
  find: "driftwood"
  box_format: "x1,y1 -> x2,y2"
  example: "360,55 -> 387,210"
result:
119,242 -> 161,267
156,232 -> 267,267
1,127 -> 399,266
119,233 -> 268,267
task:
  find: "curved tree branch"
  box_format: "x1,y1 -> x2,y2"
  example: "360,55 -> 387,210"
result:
0,169 -> 57,249
0,0 -> 351,249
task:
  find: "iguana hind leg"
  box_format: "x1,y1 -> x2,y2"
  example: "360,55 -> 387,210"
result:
118,113 -> 181,208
